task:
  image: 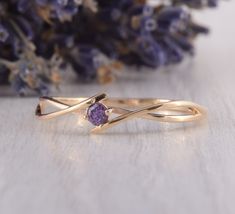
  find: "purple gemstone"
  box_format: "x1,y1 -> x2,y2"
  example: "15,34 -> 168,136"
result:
87,103 -> 108,126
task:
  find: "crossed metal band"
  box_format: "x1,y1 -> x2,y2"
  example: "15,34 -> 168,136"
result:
36,93 -> 207,133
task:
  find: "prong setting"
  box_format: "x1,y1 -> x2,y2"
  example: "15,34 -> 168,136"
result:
105,108 -> 113,116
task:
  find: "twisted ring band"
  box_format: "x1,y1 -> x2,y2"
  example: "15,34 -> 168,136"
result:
35,93 -> 207,134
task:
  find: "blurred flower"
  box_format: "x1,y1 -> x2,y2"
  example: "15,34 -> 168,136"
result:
0,0 -> 218,95
0,25 -> 9,42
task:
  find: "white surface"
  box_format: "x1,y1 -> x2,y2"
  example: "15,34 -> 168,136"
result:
1,3 -> 235,214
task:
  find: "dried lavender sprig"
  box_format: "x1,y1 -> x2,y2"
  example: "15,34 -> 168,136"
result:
0,0 -> 218,95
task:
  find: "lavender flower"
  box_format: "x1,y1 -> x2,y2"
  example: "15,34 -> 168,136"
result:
0,25 -> 9,42
0,0 -> 218,95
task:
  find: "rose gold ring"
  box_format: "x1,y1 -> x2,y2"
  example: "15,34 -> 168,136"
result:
35,93 -> 207,134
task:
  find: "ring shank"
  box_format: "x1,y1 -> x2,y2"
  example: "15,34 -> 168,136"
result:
50,97 -> 171,108
36,95 -> 207,124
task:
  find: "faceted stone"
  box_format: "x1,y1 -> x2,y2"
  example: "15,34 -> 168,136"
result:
87,103 -> 108,126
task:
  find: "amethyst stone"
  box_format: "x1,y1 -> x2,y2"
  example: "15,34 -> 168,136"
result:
87,103 -> 109,126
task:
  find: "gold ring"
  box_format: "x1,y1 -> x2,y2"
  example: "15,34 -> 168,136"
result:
35,93 -> 207,134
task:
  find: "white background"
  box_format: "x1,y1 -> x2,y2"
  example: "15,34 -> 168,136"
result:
0,2 -> 235,214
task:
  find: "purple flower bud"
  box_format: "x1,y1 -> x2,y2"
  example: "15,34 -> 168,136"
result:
0,25 -> 9,42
